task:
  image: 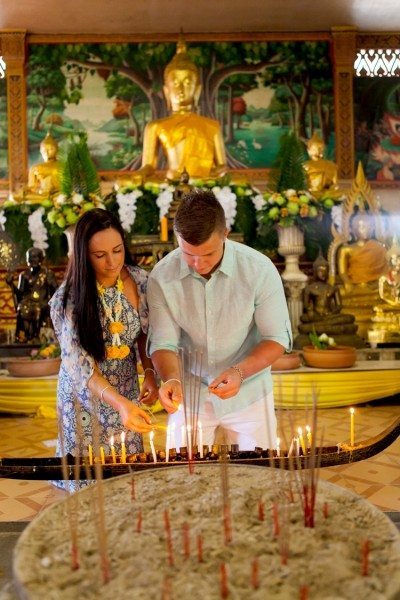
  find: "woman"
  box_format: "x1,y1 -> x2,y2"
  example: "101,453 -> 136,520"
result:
50,208 -> 157,473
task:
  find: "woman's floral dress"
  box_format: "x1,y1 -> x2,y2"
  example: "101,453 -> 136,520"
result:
49,265 -> 149,486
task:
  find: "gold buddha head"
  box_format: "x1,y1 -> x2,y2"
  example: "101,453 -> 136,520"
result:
306,132 -> 325,161
40,132 -> 59,162
163,39 -> 201,113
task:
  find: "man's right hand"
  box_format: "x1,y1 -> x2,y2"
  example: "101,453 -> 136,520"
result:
159,379 -> 183,413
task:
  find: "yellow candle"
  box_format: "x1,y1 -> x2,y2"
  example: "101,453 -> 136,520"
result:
100,446 -> 105,465
297,427 -> 307,455
350,408 -> 355,446
110,434 -> 117,464
120,431 -> 127,464
160,216 -> 169,242
305,425 -> 312,448
88,444 -> 93,466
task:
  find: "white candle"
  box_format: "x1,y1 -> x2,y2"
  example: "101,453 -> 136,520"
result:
181,425 -> 186,449
165,425 -> 170,463
109,434 -> 116,464
149,431 -> 157,463
120,431 -> 127,463
170,423 -> 176,449
187,424 -> 192,460
276,437 -> 280,457
198,421 -> 204,458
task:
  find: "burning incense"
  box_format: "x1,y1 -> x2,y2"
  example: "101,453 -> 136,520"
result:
251,558 -> 260,589
361,539 -> 370,576
220,563 -> 229,599
58,426 -> 79,571
258,499 -> 265,521
136,509 -> 142,533
182,522 -> 190,559
220,441 -> 232,545
197,534 -> 203,563
163,509 -> 174,566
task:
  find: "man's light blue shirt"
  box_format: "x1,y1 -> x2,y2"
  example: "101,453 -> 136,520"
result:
147,240 -> 292,417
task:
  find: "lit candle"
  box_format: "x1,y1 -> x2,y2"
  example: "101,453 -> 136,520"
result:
306,425 -> 312,448
109,434 -> 116,464
298,427 -> 307,455
276,437 -> 281,457
120,431 -> 127,464
350,407 -> 355,446
149,430 -> 157,463
100,446 -> 105,465
160,216 -> 169,242
88,444 -> 93,466
165,425 -> 170,463
198,421 -> 204,458
294,437 -> 300,456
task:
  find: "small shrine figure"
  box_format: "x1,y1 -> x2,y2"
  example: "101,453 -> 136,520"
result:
27,132 -> 61,197
369,241 -> 400,343
6,247 -> 58,343
303,132 -> 339,196
294,254 -> 364,349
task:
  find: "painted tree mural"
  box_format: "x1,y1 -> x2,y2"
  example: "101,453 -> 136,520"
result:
26,40 -> 334,171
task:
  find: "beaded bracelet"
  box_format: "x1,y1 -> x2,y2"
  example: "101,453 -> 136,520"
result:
230,365 -> 244,384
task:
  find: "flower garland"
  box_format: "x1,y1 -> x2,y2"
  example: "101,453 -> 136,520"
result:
212,185 -> 237,230
97,276 -> 130,360
116,189 -> 143,232
28,207 -> 49,251
156,185 -> 174,218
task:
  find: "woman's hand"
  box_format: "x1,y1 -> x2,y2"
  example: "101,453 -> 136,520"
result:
159,379 -> 183,413
139,371 -> 159,406
118,398 -> 153,433
208,368 -> 242,399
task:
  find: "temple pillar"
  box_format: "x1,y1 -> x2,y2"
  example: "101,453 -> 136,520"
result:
332,26 -> 357,181
0,30 -> 28,192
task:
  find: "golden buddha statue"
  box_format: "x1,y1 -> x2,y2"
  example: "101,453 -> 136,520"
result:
303,132 -> 339,195
27,133 -> 61,197
335,212 -> 388,338
369,241 -> 400,344
136,39 -> 227,182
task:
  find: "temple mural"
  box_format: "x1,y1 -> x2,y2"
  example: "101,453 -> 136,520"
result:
354,76 -> 400,181
26,40 -> 334,172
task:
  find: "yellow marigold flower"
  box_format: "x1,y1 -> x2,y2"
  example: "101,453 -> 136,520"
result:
280,208 -> 289,217
300,205 -> 309,217
109,321 -> 124,334
106,346 -> 120,359
116,278 -> 124,293
118,345 -> 130,359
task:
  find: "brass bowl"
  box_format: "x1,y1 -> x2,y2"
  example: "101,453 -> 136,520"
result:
6,357 -> 61,378
302,345 -> 356,369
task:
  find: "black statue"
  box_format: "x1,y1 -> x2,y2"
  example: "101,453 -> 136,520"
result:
6,247 -> 58,343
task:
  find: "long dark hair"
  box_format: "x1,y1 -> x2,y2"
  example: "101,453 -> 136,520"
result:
63,208 -> 134,361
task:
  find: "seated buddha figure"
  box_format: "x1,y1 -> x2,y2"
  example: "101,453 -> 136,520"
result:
303,132 -> 339,196
27,133 -> 61,197
137,40 -> 227,182
336,212 -> 388,338
369,242 -> 400,342
294,254 -> 363,349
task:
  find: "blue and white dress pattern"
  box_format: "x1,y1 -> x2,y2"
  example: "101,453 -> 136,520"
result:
50,265 -> 149,463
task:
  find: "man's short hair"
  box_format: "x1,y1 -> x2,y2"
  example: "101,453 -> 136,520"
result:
174,190 -> 226,245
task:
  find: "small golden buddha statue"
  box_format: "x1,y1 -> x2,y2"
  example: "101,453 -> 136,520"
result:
369,241 -> 400,343
335,212 -> 388,338
27,133 -> 61,197
136,39 -> 227,182
303,132 -> 339,195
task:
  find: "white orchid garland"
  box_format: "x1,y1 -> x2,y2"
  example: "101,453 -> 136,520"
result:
212,185 -> 237,230
116,189 -> 143,232
156,185 -> 174,219
0,210 -> 6,231
28,207 -> 48,251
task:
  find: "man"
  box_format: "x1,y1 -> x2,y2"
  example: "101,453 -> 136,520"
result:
147,190 -> 292,450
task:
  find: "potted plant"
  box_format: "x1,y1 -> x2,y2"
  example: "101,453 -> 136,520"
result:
302,332 -> 357,369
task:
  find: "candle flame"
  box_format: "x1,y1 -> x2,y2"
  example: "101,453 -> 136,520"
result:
149,430 -> 154,441
350,407 -> 355,415
297,426 -> 303,436
276,437 -> 280,447
305,425 -> 311,433
120,431 -> 125,443
109,434 -> 114,446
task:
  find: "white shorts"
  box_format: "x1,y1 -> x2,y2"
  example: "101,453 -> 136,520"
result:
168,392 -> 276,451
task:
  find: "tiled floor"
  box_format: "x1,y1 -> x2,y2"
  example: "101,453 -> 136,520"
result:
0,399 -> 399,521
